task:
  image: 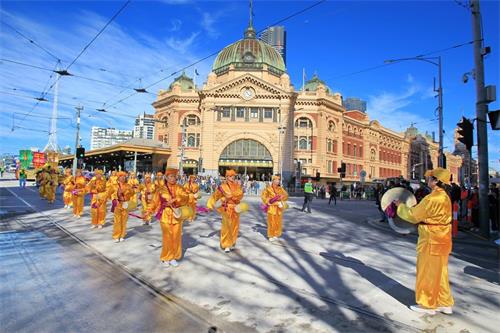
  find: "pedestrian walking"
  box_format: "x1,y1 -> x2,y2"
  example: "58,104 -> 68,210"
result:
301,177 -> 313,213
86,169 -> 107,229
109,171 -> 134,242
72,169 -> 87,218
328,183 -> 337,205
139,173 -> 155,225
19,168 -> 27,188
395,167 -> 454,315
183,174 -> 200,222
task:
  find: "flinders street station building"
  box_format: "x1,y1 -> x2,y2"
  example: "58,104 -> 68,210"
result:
153,22 -> 463,185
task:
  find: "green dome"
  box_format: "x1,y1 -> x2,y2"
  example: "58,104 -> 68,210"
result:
304,74 -> 330,93
169,71 -> 194,91
212,27 -> 286,75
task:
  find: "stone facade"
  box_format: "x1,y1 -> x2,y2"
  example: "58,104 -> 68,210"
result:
152,23 -> 463,184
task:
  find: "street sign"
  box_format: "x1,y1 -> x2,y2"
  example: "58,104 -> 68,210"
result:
360,170 -> 367,178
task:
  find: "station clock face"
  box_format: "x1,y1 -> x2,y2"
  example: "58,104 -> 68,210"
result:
241,87 -> 255,100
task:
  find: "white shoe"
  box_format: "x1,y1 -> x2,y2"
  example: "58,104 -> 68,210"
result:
410,305 -> 436,315
97,225 -> 103,229
119,238 -> 125,242
90,225 -> 97,229
162,261 -> 170,267
114,239 -> 120,243
269,237 -> 276,242
64,205 -> 67,209
224,248 -> 231,253
170,260 -> 179,267
437,306 -> 453,315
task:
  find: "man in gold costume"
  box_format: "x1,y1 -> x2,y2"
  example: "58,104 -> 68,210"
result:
110,171 -> 134,242
62,168 -> 74,209
140,173 -> 155,225
148,168 -> 189,267
261,175 -> 289,241
396,167 -> 454,315
72,169 -> 87,218
87,169 -> 108,229
207,169 -> 244,253
183,174 -> 200,222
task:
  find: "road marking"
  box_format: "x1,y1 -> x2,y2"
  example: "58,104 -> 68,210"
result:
5,188 -> 35,210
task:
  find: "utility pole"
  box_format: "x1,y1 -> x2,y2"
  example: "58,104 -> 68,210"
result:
436,56 -> 444,168
471,0 -> 490,238
72,105 -> 83,176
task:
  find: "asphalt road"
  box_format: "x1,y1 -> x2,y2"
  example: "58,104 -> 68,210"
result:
0,177 -> 252,333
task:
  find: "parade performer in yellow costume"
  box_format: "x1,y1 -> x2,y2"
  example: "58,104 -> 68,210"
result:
110,171 -> 134,242
139,173 -> 155,225
127,171 -> 140,211
37,168 -> 47,199
395,167 -> 454,315
261,175 -> 289,241
148,168 -> 189,267
86,169 -> 108,229
62,168 -> 74,209
207,169 -> 245,253
46,168 -> 59,204
72,169 -> 87,218
154,171 -> 165,194
183,174 -> 200,222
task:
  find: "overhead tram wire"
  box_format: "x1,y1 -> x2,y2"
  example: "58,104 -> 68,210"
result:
2,21 -> 61,62
103,0 -> 328,110
329,40 -> 476,81
10,0 -> 131,133
1,58 -> 141,91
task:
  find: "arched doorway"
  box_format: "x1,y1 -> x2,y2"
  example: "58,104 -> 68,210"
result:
219,139 -> 273,181
182,159 -> 198,175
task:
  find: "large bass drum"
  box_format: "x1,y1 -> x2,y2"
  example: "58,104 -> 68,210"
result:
380,187 -> 418,235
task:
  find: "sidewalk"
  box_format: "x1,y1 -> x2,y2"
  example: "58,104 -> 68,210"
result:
5,180 -> 500,333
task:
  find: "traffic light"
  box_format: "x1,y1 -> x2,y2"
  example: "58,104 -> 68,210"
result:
76,147 -> 85,158
338,162 -> 346,178
457,117 -> 473,152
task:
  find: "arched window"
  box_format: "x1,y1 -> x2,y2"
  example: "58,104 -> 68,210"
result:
295,117 -> 312,128
161,116 -> 168,128
299,137 -> 308,150
183,114 -> 201,126
328,120 -> 336,132
370,149 -> 376,160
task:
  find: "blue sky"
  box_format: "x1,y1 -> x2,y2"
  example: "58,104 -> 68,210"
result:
0,0 -> 498,171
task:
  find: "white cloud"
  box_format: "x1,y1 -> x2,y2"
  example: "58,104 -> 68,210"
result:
201,12 -> 220,39
169,18 -> 182,32
0,8 -> 212,154
166,32 -> 199,53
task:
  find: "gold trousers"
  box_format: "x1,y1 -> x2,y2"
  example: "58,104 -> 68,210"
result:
63,191 -> 73,206
72,195 -> 84,216
160,222 -> 182,261
220,212 -> 240,249
415,247 -> 454,308
91,205 -> 106,225
267,214 -> 283,238
112,207 -> 128,239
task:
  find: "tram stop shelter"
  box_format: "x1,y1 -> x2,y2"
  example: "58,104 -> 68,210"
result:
58,138 -> 171,173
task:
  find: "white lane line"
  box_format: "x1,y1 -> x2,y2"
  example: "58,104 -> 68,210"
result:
5,188 -> 35,210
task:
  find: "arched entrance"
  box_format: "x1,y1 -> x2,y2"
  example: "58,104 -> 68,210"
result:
219,139 -> 273,180
182,159 -> 198,175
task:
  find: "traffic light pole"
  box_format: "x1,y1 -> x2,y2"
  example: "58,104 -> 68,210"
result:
471,0 -> 490,238
72,105 -> 83,176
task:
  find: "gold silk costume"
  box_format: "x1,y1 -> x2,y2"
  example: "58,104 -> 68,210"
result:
207,181 -> 244,249
397,186 -> 454,309
72,175 -> 87,217
183,180 -> 200,221
149,184 -> 189,261
87,178 -> 108,226
261,184 -> 289,239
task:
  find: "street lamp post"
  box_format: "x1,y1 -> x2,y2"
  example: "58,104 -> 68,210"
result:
278,124 -> 286,180
385,56 -> 444,168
